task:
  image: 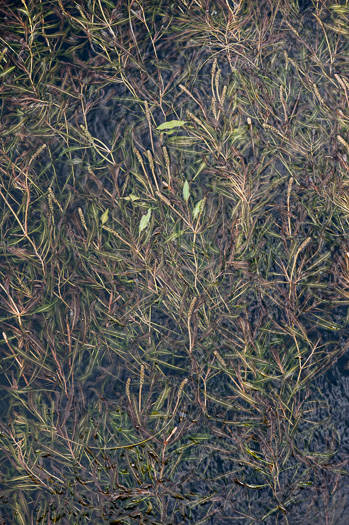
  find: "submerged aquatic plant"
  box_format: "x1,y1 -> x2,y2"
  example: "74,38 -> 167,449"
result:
0,0 -> 348,523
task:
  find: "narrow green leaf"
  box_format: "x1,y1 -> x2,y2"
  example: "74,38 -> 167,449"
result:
0,66 -> 16,78
101,209 -> 109,225
139,208 -> 152,232
156,120 -> 187,131
193,161 -> 207,181
189,433 -> 212,441
183,180 -> 190,202
159,129 -> 177,135
58,146 -> 89,157
32,299 -> 59,314
165,230 -> 185,242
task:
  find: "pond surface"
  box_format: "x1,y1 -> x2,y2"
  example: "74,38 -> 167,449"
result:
0,1 -> 349,524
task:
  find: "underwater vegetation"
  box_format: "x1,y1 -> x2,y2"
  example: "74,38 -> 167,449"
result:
0,0 -> 349,523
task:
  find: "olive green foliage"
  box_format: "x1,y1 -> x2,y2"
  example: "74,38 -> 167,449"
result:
0,0 -> 349,523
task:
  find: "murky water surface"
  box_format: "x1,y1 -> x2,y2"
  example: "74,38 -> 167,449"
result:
0,1 -> 348,524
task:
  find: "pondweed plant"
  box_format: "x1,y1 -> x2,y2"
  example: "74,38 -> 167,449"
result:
0,0 -> 349,523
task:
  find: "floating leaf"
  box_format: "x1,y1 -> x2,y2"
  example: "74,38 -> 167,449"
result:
193,199 -> 203,219
101,209 -> 109,225
156,120 -> 187,131
139,208 -> 152,232
183,180 -> 190,202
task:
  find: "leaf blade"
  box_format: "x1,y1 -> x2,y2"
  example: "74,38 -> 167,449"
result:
183,180 -> 190,202
139,208 -> 152,232
156,120 -> 187,131
193,199 -> 203,219
101,209 -> 109,225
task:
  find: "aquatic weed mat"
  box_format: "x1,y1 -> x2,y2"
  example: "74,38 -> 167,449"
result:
0,0 -> 349,523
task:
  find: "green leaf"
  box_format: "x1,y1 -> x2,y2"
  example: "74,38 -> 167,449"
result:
139,208 -> 152,232
122,194 -> 140,201
189,433 -> 212,443
156,120 -> 187,131
65,157 -> 83,165
167,136 -> 200,146
58,146 -> 89,158
183,180 -> 190,202
165,230 -> 185,242
193,161 -> 206,181
158,129 -> 177,135
32,299 -> 59,314
101,209 -> 109,225
0,66 -> 16,78
193,199 -> 203,219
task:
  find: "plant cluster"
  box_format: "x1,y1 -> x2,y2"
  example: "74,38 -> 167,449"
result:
0,0 -> 349,523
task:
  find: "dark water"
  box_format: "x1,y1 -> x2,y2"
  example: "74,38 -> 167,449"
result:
1,0 -> 349,524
